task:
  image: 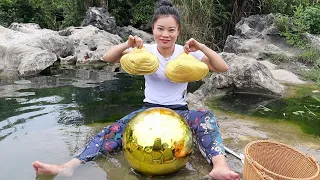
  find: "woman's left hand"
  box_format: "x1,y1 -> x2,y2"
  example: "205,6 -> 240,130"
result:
184,38 -> 205,53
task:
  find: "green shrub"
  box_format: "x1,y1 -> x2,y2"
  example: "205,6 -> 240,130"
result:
299,5 -> 320,34
0,0 -> 84,30
300,67 -> 320,83
297,49 -> 320,64
273,3 -> 320,85
262,0 -> 311,16
274,14 -> 305,47
132,0 -> 155,27
59,0 -> 85,29
297,47 -> 320,86
0,0 -> 51,28
107,0 -> 155,28
107,0 -> 133,27
274,4 -> 320,48
265,53 -> 292,64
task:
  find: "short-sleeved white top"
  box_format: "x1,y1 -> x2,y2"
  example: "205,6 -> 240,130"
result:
143,44 -> 205,105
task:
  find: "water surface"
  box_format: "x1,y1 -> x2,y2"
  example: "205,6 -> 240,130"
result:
0,67 -> 146,180
0,67 -> 215,180
210,86 -> 320,137
1,66 -> 318,180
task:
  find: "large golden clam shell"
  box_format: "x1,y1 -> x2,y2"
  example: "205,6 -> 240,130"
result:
120,47 -> 159,75
165,52 -> 209,83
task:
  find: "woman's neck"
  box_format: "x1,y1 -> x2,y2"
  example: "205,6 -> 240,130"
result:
157,45 -> 175,58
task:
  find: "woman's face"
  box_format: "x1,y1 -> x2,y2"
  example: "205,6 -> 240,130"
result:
152,15 -> 180,49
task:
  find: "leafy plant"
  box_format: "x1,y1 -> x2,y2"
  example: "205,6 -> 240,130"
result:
0,0 -> 84,30
107,0 -> 133,27
273,3 -> 320,86
299,5 -> 320,34
59,0 -> 85,29
262,0 -> 312,16
274,7 -> 309,47
297,48 -> 320,64
172,0 -> 235,50
300,67 -> 320,83
131,0 -> 155,27
275,4 -> 320,47
265,53 -> 292,64
107,0 -> 155,28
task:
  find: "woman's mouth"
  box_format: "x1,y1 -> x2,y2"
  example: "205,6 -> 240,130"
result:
160,39 -> 170,43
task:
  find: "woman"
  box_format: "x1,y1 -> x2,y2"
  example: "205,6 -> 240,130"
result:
33,1 -> 239,179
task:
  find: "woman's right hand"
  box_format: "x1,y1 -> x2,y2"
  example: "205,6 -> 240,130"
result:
127,35 -> 144,48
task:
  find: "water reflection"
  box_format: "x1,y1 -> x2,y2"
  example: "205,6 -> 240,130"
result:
0,67 -> 145,142
0,66 -> 210,180
211,92 -> 277,115
0,65 -> 203,142
1,65 -> 317,179
211,91 -> 320,136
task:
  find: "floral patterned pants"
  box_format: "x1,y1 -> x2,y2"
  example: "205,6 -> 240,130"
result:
76,106 -> 225,164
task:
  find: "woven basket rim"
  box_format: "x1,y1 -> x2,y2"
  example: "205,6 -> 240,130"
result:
244,140 -> 320,180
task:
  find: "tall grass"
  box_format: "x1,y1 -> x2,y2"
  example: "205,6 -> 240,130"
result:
172,0 -> 320,51
172,0 -> 262,51
172,0 -> 217,48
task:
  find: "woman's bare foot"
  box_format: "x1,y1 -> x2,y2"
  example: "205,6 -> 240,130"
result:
210,155 -> 240,180
32,158 -> 82,177
32,161 -> 66,175
209,166 -> 240,180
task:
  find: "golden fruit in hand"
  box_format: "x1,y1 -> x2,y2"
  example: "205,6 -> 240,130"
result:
123,107 -> 193,176
120,47 -> 159,75
165,52 -> 209,83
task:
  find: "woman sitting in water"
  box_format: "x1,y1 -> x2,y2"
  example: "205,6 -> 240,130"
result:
33,1 -> 239,179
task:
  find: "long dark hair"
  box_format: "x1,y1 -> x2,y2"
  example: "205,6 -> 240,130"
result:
152,0 -> 181,28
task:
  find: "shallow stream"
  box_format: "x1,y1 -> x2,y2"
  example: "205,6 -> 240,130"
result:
0,66 -> 319,180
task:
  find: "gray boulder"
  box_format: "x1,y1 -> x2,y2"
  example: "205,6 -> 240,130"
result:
222,14 -> 309,85
0,23 -> 123,77
117,25 -> 154,44
224,14 -> 300,59
59,25 -> 122,63
190,53 -> 285,105
81,7 -> 117,34
80,7 -> 153,43
0,23 -> 74,76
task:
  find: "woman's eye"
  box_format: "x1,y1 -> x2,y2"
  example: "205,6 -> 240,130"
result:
157,27 -> 163,31
169,29 -> 175,32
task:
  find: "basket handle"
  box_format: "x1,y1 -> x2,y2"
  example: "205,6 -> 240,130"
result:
306,154 -> 318,163
306,154 -> 320,179
250,160 -> 274,180
253,161 -> 264,171
261,173 -> 274,180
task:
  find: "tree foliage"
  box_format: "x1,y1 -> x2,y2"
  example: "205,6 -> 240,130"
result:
0,0 -> 54,28
107,0 -> 155,27
0,0 -> 85,30
0,0 -> 320,49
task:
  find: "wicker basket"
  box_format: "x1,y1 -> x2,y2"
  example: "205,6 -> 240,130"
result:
243,140 -> 320,180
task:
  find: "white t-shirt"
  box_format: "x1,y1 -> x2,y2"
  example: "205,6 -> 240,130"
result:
143,44 -> 205,105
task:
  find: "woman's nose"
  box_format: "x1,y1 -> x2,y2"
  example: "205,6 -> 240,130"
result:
162,30 -> 169,37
